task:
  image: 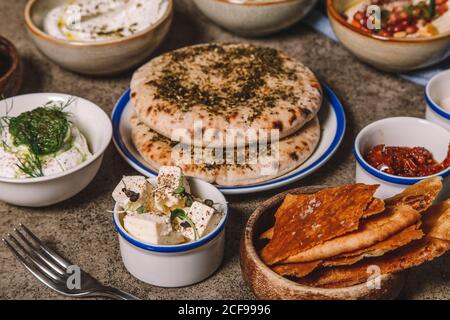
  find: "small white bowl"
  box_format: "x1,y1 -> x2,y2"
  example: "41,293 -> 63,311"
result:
354,117 -> 450,200
0,93 -> 112,207
425,69 -> 450,131
193,0 -> 318,37
24,0 -> 173,75
113,177 -> 228,287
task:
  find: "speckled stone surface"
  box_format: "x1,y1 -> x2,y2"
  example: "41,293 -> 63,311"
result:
0,0 -> 448,300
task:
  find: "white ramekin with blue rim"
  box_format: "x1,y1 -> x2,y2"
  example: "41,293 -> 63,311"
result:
425,69 -> 450,131
113,176 -> 228,287
354,117 -> 450,200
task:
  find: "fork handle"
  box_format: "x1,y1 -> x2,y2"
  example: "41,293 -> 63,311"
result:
94,287 -> 141,300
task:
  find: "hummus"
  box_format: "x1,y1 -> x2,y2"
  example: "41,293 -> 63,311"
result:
43,0 -> 169,42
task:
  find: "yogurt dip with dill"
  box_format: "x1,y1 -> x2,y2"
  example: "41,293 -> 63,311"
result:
43,0 -> 169,42
0,99 -> 92,178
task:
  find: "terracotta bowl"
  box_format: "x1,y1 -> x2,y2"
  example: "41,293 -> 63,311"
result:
240,185 -> 405,300
327,0 -> 450,72
0,36 -> 23,97
24,0 -> 173,76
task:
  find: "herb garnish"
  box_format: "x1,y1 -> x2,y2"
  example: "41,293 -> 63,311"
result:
173,183 -> 194,207
147,44 -> 300,122
0,97 -> 75,178
170,208 -> 199,240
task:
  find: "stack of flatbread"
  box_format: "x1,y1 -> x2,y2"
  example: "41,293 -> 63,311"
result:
259,177 -> 450,288
129,43 -> 323,186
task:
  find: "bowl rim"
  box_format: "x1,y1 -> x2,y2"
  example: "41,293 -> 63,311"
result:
354,117 -> 450,186
0,36 -> 20,84
206,0 -> 303,6
425,70 -> 450,121
0,93 -> 112,184
327,0 -> 450,43
112,176 -> 229,253
243,185 -> 399,294
24,0 -> 173,47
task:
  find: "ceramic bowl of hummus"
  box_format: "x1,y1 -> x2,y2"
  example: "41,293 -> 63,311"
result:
0,93 -> 112,207
328,0 -> 450,72
193,0 -> 318,37
24,0 -> 173,75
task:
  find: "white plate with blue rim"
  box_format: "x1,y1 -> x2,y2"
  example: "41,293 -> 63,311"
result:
111,83 -> 346,195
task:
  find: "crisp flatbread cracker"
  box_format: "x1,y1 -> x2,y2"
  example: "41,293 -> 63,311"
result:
282,205 -> 421,263
297,237 -> 450,288
131,43 -> 322,148
385,177 -> 443,212
131,114 -> 320,187
323,223 -> 424,267
422,199 -> 450,241
362,198 -> 385,218
270,221 -> 423,278
259,197 -> 385,241
272,261 -> 322,278
260,184 -> 378,265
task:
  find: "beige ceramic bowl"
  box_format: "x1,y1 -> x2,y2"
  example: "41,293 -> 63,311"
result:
0,36 -> 23,97
240,186 -> 405,300
193,0 -> 318,37
24,0 -> 173,76
328,0 -> 450,72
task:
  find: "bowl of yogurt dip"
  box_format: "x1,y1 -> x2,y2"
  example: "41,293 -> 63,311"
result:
24,0 -> 173,75
0,93 -> 112,207
425,69 -> 450,131
112,166 -> 228,287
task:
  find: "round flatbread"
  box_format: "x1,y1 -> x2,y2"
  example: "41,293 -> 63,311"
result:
131,43 -> 322,148
130,114 -> 320,187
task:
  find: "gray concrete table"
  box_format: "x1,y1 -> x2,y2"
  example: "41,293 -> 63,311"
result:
0,0 -> 448,300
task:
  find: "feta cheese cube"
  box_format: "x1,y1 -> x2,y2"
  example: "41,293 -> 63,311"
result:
123,213 -> 184,245
181,201 -> 220,241
112,176 -> 153,212
154,166 -> 190,213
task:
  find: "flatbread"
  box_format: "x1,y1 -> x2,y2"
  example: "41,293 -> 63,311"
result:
259,197 -> 385,241
362,197 -> 385,218
131,43 -> 322,148
297,237 -> 450,288
323,223 -> 424,267
131,114 -> 320,187
282,205 -> 421,263
422,199 -> 450,241
385,177 -> 443,212
272,261 -> 322,278
297,202 -> 450,288
260,184 -> 378,265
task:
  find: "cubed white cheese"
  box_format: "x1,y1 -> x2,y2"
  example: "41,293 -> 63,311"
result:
123,213 -> 184,245
154,166 -> 190,213
112,176 -> 153,212
181,201 -> 220,241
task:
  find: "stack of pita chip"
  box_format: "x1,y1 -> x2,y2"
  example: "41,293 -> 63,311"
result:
259,177 -> 449,288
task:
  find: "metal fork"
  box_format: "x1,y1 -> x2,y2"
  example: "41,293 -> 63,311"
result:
2,224 -> 140,300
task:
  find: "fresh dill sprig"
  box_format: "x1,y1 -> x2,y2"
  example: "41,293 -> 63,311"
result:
16,153 -> 44,178
0,97 -> 76,178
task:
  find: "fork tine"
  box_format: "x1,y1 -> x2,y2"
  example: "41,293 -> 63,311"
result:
6,234 -> 64,283
19,224 -> 71,269
2,237 -> 61,292
14,228 -> 66,276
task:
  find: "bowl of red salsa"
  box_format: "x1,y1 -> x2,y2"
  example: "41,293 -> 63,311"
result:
354,117 -> 450,199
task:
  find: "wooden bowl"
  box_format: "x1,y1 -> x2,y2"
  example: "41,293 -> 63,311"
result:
240,185 -> 405,300
0,36 -> 23,97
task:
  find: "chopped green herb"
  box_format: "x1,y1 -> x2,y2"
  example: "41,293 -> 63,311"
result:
170,208 -> 199,240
